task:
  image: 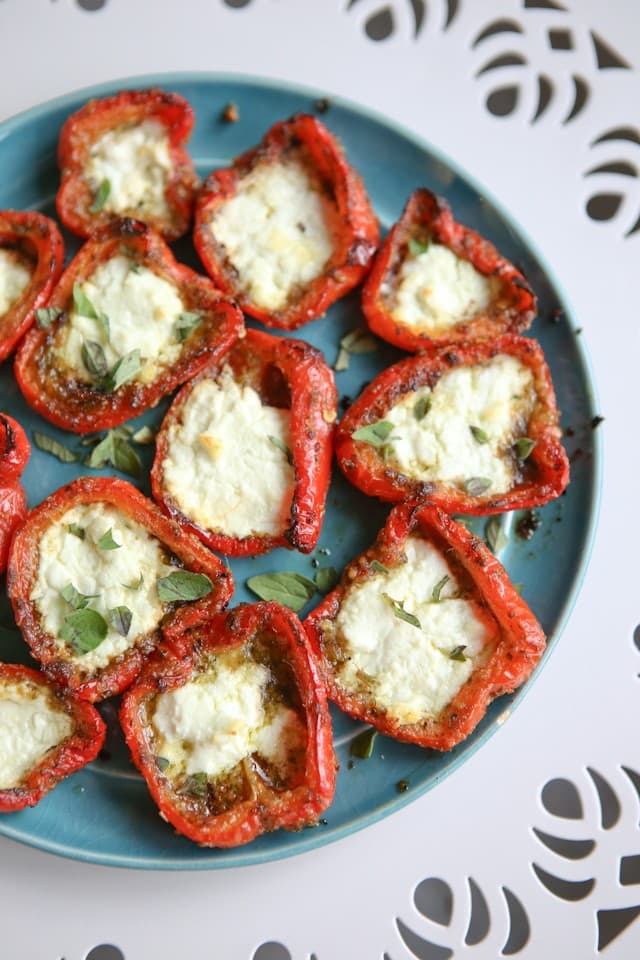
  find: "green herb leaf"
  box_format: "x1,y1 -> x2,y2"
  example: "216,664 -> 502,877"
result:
89,178 -> 111,213
108,605 -> 132,637
414,395 -> 432,421
408,237 -> 430,257
514,437 -> 537,460
104,349 -> 141,393
33,431 -> 79,464
334,328 -> 378,371
246,572 -> 317,612
61,583 -> 99,610
464,477 -> 491,497
430,575 -> 450,602
449,644 -> 467,662
66,523 -> 85,540
315,566 -> 339,594
383,593 -> 421,629
180,772 -> 208,798
155,756 -> 170,772
123,573 -> 145,591
156,571 -> 213,603
132,425 -> 155,445
485,515 -> 509,553
352,421 -> 394,448
73,283 -> 98,319
84,430 -> 142,478
469,425 -> 489,445
350,727 -> 377,759
513,582 -> 524,595
59,608 -> 108,654
35,306 -> 63,329
96,312 -> 110,342
268,435 -> 293,465
175,311 -> 202,341
97,527 -> 121,551
371,560 -> 390,575
82,340 -> 109,379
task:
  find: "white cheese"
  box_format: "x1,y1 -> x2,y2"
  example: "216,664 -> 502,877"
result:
333,537 -> 496,724
384,354 -> 536,495
151,651 -> 304,780
210,158 -> 334,312
391,243 -> 497,333
57,255 -> 184,384
0,248 -> 32,315
161,367 -> 295,540
31,503 -> 174,675
85,119 -> 172,220
0,680 -> 73,789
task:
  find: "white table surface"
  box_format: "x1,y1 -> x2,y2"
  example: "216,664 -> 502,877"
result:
0,1 -> 638,958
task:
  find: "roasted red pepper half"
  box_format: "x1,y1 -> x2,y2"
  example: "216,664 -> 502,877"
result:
0,210 -> 64,362
56,88 -> 199,241
362,189 -> 536,353
193,113 -> 379,330
151,328 -> 337,556
0,662 -> 105,812
7,476 -> 234,702
120,601 -> 336,847
15,218 -> 244,433
335,336 -> 569,515
304,500 -> 546,751
0,414 -> 30,574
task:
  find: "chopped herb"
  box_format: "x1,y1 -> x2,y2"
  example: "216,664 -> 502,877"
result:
414,395 -> 432,421
156,571 -> 213,602
35,306 -> 63,329
246,571 -> 317,612
82,340 -> 109,379
315,566 -> 339,594
96,312 -> 111,342
516,509 -> 541,541
408,237 -> 430,257
314,97 -> 331,114
396,779 -> 410,793
97,528 -> 121,551
350,727 -> 377,759
175,311 -> 202,341
430,575 -> 450,602
85,429 -> 142,478
33,431 -> 79,464
123,573 -> 144,591
60,608 -> 108,654
470,425 -> 489,445
61,583 -> 99,610
371,560 -> 390,574
66,523 -> 85,540
449,644 -> 467,662
103,348 -> 141,393
132,425 -> 155,445
180,772 -> 208,798
383,593 -> 421,629
108,605 -> 132,637
334,328 -> 378,371
268,435 -> 293,465
89,178 -> 111,213
352,420 -> 394,447
513,437 -> 536,460
73,283 -> 98,319
155,756 -> 170,773
485,515 -> 509,553
465,477 -> 491,497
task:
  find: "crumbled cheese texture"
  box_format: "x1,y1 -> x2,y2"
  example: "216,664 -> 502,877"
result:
390,242 -> 498,333
151,651 -> 305,781
0,247 -> 32,315
58,255 -> 184,384
0,680 -> 73,789
31,502 -> 174,675
85,119 -> 172,220
333,537 -> 496,724
161,367 -> 295,540
384,355 -> 536,495
210,157 -> 334,312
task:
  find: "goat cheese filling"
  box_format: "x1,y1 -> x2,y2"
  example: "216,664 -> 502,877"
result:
0,680 -> 73,789
0,247 -> 32,315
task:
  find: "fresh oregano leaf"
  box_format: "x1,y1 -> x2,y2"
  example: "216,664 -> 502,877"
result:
514,437 -> 537,460
246,572 -> 317,612
315,566 -> 339,594
180,772 -> 208,798
268,435 -> 293,465
61,583 -> 98,610
60,608 -> 108,654
485,515 -> 509,553
84,430 -> 142,478
469,425 -> 489,445
383,593 -> 421,629
104,349 -> 141,392
350,727 -> 377,759
408,237 -> 430,257
108,605 -> 132,637
371,559 -> 390,574
89,178 -> 111,213
449,645 -> 467,662
430,575 -> 450,602
155,756 -> 170,773
33,431 -> 79,464
35,306 -> 63,329
465,477 -> 491,497
334,328 -> 378,371
156,571 -> 213,603
82,340 -> 109,379
175,311 -> 202,341
97,528 -> 121,551
66,523 -> 85,540
352,421 -> 394,447
123,573 -> 144,591
414,395 -> 432,421
73,283 -> 98,319
96,312 -> 111,342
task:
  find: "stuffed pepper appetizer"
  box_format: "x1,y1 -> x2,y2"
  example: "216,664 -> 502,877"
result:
121,601 -> 336,847
194,114 -> 379,330
7,477 -> 233,702
304,501 -> 546,750
56,88 -> 199,241
335,336 -> 569,515
362,189 -> 536,353
0,662 -> 105,812
0,414 -> 30,574
15,218 -> 244,433
0,210 -> 64,362
151,329 -> 337,556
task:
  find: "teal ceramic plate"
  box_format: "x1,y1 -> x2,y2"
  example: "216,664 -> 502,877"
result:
0,74 -> 600,869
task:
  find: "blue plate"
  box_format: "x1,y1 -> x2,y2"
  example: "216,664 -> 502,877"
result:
0,74 -> 601,869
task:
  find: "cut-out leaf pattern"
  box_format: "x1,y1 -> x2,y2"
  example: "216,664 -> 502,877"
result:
346,0 -> 458,42
584,127 -> 640,237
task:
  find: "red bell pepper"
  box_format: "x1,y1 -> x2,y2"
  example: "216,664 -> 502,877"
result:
335,336 -> 569,515
120,601 -> 336,847
0,662 -> 106,812
56,88 -> 198,241
0,414 -> 30,574
304,500 -> 546,751
151,328 -> 337,556
193,113 -> 379,330
7,476 -> 234,702
14,218 -> 244,434
362,189 -> 536,353
0,210 -> 64,362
